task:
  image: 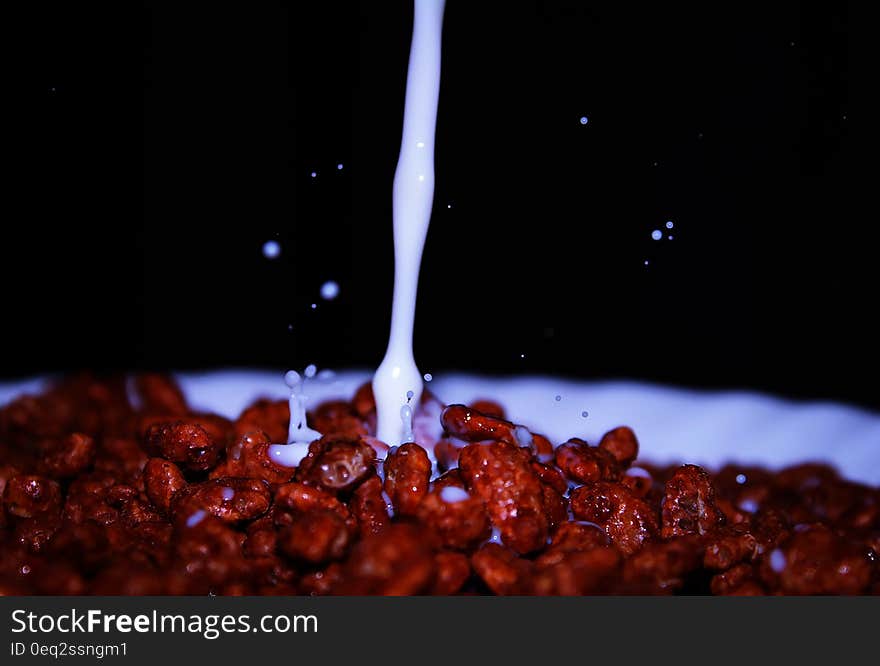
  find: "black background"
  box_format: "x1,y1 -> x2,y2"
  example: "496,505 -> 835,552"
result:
5,2 -> 872,409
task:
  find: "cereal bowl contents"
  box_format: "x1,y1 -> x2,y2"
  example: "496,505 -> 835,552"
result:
0,374 -> 877,595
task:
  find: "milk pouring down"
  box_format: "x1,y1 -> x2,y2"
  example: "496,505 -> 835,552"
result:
372,0 -> 446,446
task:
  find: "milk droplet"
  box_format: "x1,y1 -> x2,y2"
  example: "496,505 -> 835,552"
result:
262,241 -> 281,259
423,373 -> 433,382
304,364 -> 317,379
668,235 -> 674,240
310,171 -> 317,178
310,303 -> 317,310
337,163 -> 344,170
284,370 -> 301,388
579,116 -> 589,125
320,281 -> 340,300
581,411 -> 589,418
440,486 -> 470,503
186,510 -> 207,527
651,230 -> 662,241
770,548 -> 786,573
739,499 -> 759,513
666,220 -> 674,229
221,487 -> 235,501
735,473 -> 747,485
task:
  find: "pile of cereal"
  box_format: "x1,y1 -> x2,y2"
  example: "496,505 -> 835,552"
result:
0,374 -> 877,594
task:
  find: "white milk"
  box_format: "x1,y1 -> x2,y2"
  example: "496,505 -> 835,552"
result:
373,0 -> 446,445
268,368 -> 323,467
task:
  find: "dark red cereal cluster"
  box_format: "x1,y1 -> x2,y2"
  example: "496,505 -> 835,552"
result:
0,374 -> 877,595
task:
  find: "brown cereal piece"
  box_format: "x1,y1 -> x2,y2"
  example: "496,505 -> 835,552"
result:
800,479 -> 871,524
621,467 -> 654,499
703,525 -> 759,570
383,443 -> 431,516
458,441 -> 549,554
360,435 -> 390,459
244,516 -> 277,558
469,400 -> 505,419
552,520 -> 611,551
774,463 -> 839,493
295,435 -> 376,494
114,521 -> 173,568
751,509 -> 792,554
278,510 -> 352,564
274,481 -> 352,524
431,469 -> 466,491
535,521 -> 610,568
310,400 -> 369,439
531,461 -> 569,495
38,433 -> 96,479
432,550 -> 471,595
93,437 -> 149,488
662,464 -> 725,537
542,485 -> 568,532
710,563 -> 763,595
440,404 -> 519,444
434,439 -> 463,472
714,497 -> 751,525
13,513 -> 63,553
622,535 -> 705,593
3,475 -> 62,519
211,431 -> 294,485
526,433 -> 555,463
62,475 -> 120,526
334,524 -> 436,595
530,547 -> 622,595
352,382 -> 376,420
144,421 -> 223,472
172,477 -> 271,525
143,458 -> 186,515
350,475 -> 391,537
555,438 -> 623,484
249,553 -> 298,592
298,563 -> 344,596
120,497 -> 165,528
570,481 -> 658,556
759,525 -> 875,595
234,399 -> 290,444
598,426 -> 639,467
416,487 -> 491,551
133,373 -> 189,415
172,516 -> 249,593
471,543 -> 533,595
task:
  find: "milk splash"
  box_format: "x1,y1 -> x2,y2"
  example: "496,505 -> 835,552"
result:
268,366 -> 324,467
373,0 -> 446,446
